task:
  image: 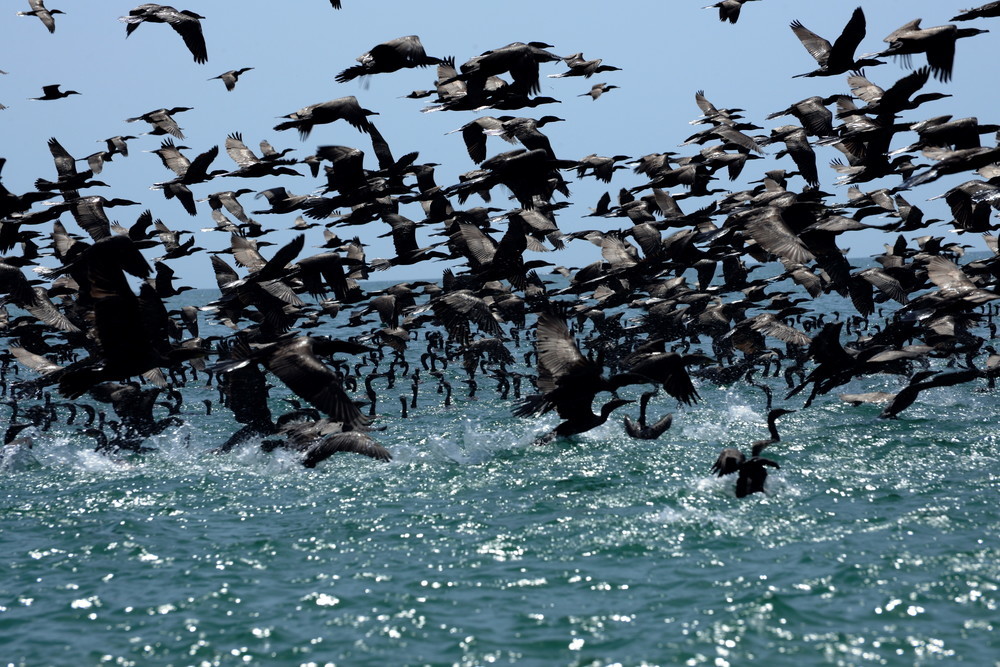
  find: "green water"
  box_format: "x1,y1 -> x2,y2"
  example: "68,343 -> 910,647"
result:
2,285 -> 999,665
3,378 -> 998,666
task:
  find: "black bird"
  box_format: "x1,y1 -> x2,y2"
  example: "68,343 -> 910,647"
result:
515,311 -> 639,442
215,336 -> 373,433
879,368 -> 982,419
711,408 -> 792,497
790,7 -> 884,77
17,0 -> 64,33
335,35 -> 443,83
120,4 -> 208,64
871,20 -> 989,82
952,2 -> 1000,21
274,97 -> 378,139
703,0 -> 760,25
209,67 -> 253,91
30,84 -> 80,101
126,107 -> 193,139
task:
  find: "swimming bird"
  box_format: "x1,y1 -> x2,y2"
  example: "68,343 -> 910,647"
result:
711,408 -> 792,497
120,4 -> 208,64
623,390 -> 673,439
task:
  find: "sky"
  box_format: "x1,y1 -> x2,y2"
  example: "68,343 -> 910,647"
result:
2,0 -> 998,287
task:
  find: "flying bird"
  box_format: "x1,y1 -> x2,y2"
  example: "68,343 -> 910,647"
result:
790,6 -> 884,77
335,35 -> 443,83
120,4 -> 208,64
209,67 -> 253,91
16,0 -> 64,33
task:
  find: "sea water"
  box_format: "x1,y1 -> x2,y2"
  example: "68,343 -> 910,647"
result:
1,284 -> 998,666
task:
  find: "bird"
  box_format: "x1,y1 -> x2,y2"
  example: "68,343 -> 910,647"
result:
579,82 -> 618,101
952,2 -> 1000,21
335,35 -> 443,83
273,97 -> 378,139
548,53 -> 621,78
623,390 -> 673,439
126,107 -> 193,139
711,408 -> 792,497
871,19 -> 989,82
214,335 -> 373,433
704,0 -> 760,25
515,311 -> 640,443
119,4 -> 208,64
879,368 -> 982,419
209,67 -> 253,91
790,7 -> 884,77
29,84 -> 80,101
16,0 -> 64,33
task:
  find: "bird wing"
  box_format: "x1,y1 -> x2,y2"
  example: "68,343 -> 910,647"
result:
790,19 -> 832,65
265,339 -> 370,431
167,12 -> 208,64
225,132 -> 259,167
303,432 -> 391,466
829,7 -> 867,64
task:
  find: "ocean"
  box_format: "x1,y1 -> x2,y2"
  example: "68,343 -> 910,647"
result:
1,283 -> 998,666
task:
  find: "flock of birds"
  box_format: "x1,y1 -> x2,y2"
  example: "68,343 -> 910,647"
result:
2,2 -> 1000,498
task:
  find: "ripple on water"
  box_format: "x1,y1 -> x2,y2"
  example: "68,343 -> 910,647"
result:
3,381 -> 999,664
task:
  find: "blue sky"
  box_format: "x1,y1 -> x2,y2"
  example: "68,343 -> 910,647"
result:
2,1 -> 997,286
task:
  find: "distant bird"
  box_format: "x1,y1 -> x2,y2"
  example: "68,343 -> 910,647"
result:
16,0 -> 64,33
335,35 -> 442,83
273,97 -> 378,139
790,6 -> 884,77
209,67 -> 253,91
548,53 -> 621,78
579,82 -> 618,101
125,107 -> 192,139
30,84 -> 80,101
120,4 -> 208,64
704,0 -> 760,25
952,2 -> 1000,21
